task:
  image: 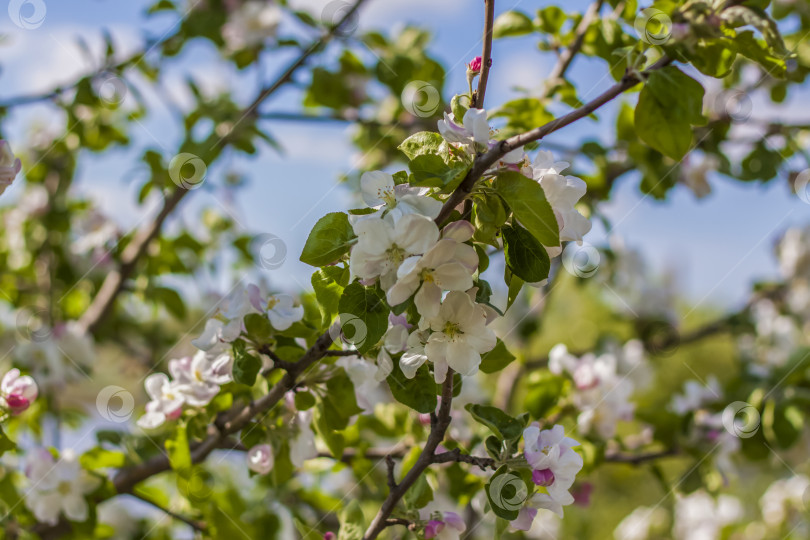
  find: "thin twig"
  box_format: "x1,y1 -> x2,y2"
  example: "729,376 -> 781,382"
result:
605,448 -> 679,465
473,0 -> 495,109
128,491 -> 207,532
433,448 -> 497,471
546,0 -> 604,85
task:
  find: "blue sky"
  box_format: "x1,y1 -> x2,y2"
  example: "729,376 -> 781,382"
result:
1,0 -> 808,310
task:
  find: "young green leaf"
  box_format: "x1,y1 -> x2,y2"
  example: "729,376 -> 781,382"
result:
480,339 -> 517,374
398,131 -> 444,160
502,223 -> 551,283
493,10 -> 534,38
494,171 -> 560,247
300,212 -> 355,267
337,282 -> 389,355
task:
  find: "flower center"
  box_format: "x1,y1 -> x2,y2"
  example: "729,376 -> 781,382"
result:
421,268 -> 435,283
442,321 -> 461,337
266,297 -> 279,310
57,481 -> 72,496
386,245 -> 406,266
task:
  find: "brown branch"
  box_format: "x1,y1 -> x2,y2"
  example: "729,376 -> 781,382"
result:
434,56 -> 674,225
363,372 -> 455,540
76,0 -> 370,335
433,448 -> 497,471
472,0 -> 495,109
546,0 -> 604,85
385,455 -> 398,490
384,518 -> 415,530
605,448 -> 678,465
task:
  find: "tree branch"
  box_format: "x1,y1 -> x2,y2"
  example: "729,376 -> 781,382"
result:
76,0 -> 370,335
433,448 -> 497,471
472,0 -> 495,109
545,0 -> 604,85
128,491 -> 207,532
363,372 -> 455,540
434,56 -> 674,225
604,448 -> 678,464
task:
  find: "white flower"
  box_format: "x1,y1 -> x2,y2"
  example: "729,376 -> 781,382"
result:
290,411 -> 318,468
0,140 -> 22,196
337,356 -> 387,412
669,376 -> 721,415
437,108 -> 490,148
192,285 -> 258,351
375,323 -> 408,381
360,171 -> 442,221
137,373 -> 184,429
246,444 -> 274,475
1,368 -> 38,415
549,344 -> 635,438
400,328 -> 430,378
538,173 -> 591,244
776,226 -> 810,281
386,221 -> 478,319
523,424 -> 583,509
171,350 -> 233,406
673,490 -> 742,540
350,213 -> 440,290
421,291 -> 496,382
528,150 -> 569,178
24,449 -> 100,525
760,475 -> 810,528
222,1 -> 282,50
265,295 -> 304,331
613,506 -> 668,540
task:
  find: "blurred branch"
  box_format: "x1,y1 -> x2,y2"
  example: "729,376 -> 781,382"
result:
545,0 -> 605,87
605,448 -> 679,464
76,0 -> 370,335
363,372 -> 455,540
472,0 -> 495,109
433,448 -> 497,471
128,491 -> 207,532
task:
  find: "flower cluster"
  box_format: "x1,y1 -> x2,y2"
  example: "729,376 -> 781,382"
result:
222,1 -> 282,51
512,424 -> 584,529
0,368 -> 38,416
24,448 -> 100,525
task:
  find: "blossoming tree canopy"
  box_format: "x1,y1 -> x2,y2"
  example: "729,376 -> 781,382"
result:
0,0 -> 808,538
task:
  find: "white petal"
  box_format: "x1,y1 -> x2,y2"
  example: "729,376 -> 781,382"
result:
393,215 -> 439,255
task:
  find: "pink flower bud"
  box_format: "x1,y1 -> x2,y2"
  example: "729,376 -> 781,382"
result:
572,482 -> 593,506
1,369 -> 38,415
246,444 -> 274,475
323,533 -> 336,540
532,468 -> 555,487
468,56 -> 483,74
424,520 -> 445,539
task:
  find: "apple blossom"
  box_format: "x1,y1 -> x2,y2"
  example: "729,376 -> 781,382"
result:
386,223 -> 478,318
420,291 -> 497,382
669,376 -> 720,415
399,328 -> 431,378
136,373 -> 184,429
522,424 -> 583,510
0,140 -> 22,197
349,213 -> 440,290
337,355 -> 387,412
171,349 -> 233,406
437,108 -> 490,148
359,170 -> 442,221
375,322 -> 409,381
290,411 -> 318,468
673,490 -> 742,540
537,172 -> 591,244
468,56 -> 482,74
265,295 -> 304,331
0,368 -> 38,415
192,285 -> 258,351
222,1 -> 282,51
247,444 -> 275,474
24,448 -> 100,525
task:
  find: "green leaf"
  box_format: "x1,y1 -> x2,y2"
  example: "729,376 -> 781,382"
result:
387,362 -> 438,414
313,400 -> 345,459
80,448 -> 126,470
300,212 -> 355,267
403,473 -> 434,509
493,10 -> 534,38
485,465 -> 529,520
494,171 -> 559,247
232,340 -> 261,386
465,404 -> 523,441
312,266 -> 350,328
634,66 -> 706,160
408,154 -> 469,191
293,390 -> 317,411
244,313 -> 273,342
537,6 -> 566,34
323,370 -> 364,429
480,339 -> 517,374
337,500 -> 365,540
398,131 -> 444,160
166,423 -> 191,478
154,286 -> 186,319
337,282 -> 389,355
502,223 -> 551,283
451,94 -> 471,124
505,268 -> 524,311
0,426 -> 16,457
